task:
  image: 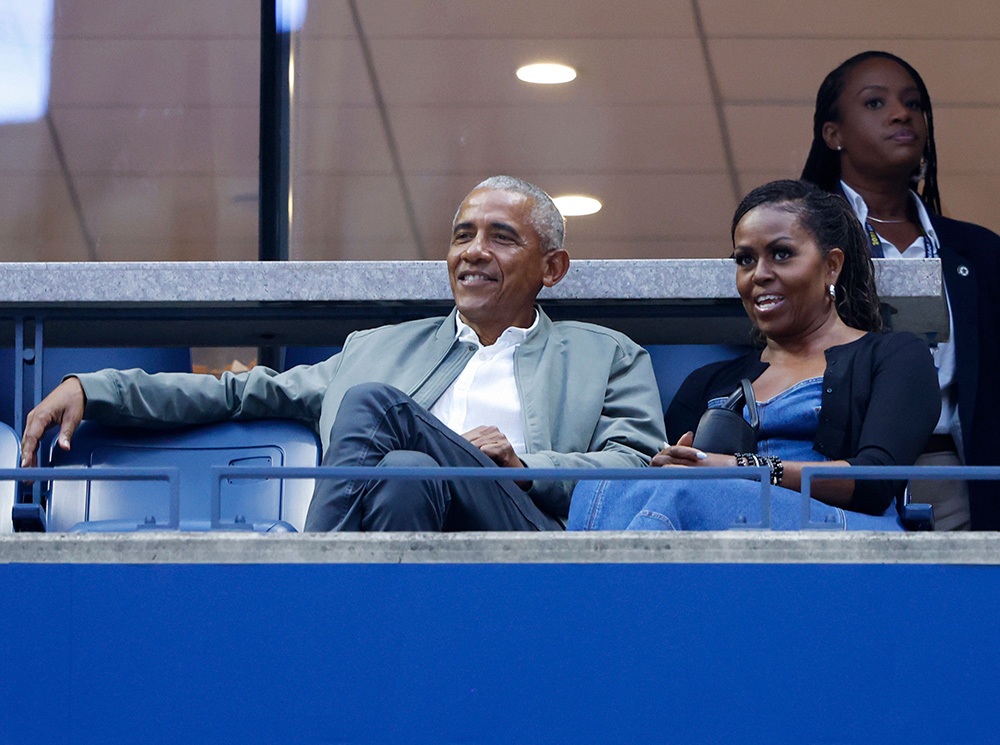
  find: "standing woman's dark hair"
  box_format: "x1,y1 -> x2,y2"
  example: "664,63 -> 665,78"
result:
732,179 -> 884,335
801,51 -> 942,214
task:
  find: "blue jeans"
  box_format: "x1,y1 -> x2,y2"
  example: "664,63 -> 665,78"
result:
304,383 -> 562,532
567,476 -> 902,531
568,378 -> 902,532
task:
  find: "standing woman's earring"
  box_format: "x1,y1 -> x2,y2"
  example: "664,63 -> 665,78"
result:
829,284 -> 837,300
836,145 -> 842,151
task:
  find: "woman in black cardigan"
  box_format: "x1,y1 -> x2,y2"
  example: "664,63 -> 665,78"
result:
801,51 -> 1000,529
568,180 -> 939,532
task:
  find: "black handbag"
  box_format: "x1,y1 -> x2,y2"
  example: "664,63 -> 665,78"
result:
691,379 -> 759,454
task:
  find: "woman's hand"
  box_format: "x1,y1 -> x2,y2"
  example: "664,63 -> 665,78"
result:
652,431 -> 737,469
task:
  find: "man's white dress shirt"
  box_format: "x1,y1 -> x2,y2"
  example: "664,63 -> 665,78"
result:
429,311 -> 538,455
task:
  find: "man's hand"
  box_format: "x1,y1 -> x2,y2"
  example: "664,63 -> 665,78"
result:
463,425 -> 522,468
20,377 -> 86,468
462,425 -> 530,489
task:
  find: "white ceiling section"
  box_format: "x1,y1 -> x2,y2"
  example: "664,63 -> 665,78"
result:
1,0 -> 998,263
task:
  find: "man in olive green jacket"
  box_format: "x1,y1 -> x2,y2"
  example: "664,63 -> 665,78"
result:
22,176 -> 665,531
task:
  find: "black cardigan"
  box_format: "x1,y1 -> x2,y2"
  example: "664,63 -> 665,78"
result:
665,331 -> 940,515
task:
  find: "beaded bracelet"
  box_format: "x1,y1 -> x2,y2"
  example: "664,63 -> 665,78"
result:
766,456 -> 783,486
734,452 -> 783,486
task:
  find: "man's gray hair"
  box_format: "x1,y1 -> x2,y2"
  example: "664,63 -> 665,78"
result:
456,175 -> 566,253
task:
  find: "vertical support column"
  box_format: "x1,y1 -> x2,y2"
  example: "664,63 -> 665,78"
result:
259,0 -> 292,262
13,318 -> 25,441
33,320 -> 44,410
13,316 -> 46,516
32,320 -> 44,506
258,0 -> 294,370
12,317 -> 43,440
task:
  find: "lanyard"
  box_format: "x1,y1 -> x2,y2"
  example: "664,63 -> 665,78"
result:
864,220 -> 938,259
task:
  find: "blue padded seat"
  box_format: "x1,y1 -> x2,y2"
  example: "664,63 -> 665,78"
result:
0,422 -> 19,533
45,420 -> 319,533
644,344 -> 750,414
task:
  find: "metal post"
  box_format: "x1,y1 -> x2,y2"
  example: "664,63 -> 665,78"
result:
13,318 -> 24,441
259,0 -> 292,262
258,0 -> 294,370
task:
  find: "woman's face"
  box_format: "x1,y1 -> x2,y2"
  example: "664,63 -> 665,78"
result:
733,204 -> 844,342
822,57 -> 927,181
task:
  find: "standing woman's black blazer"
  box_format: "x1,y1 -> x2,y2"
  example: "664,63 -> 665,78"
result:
930,214 -> 1000,528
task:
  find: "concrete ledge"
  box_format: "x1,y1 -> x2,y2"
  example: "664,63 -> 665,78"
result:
0,259 -> 942,304
0,258 -> 947,345
2,531 -> 999,565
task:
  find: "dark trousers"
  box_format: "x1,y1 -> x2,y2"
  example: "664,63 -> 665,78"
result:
303,383 -> 563,532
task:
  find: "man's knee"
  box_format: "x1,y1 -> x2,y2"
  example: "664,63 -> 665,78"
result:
339,382 -> 408,412
362,450 -> 449,530
378,449 -> 438,470
328,383 -> 412,448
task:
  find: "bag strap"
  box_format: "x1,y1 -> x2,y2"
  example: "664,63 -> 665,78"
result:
740,378 -> 759,431
720,379 -> 760,431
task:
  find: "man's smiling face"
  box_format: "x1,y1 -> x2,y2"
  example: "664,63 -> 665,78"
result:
448,188 -> 558,344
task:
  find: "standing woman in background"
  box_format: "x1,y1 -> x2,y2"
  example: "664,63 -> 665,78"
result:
801,51 -> 1000,530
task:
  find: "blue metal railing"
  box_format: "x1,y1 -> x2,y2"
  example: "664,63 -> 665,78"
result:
799,465 -> 1000,530
2,467 -> 181,531
208,465 -> 776,530
210,463 -> 998,531
5,463 -> 998,532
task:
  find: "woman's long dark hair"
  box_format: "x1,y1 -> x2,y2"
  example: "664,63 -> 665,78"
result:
733,179 -> 884,337
800,51 -> 941,215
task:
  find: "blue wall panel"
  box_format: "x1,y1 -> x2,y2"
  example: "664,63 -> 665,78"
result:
2,563 -> 999,744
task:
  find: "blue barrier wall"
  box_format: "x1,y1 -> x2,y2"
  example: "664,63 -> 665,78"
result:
3,561 -> 999,744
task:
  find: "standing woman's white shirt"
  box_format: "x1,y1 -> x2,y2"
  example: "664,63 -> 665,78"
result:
841,181 -> 958,441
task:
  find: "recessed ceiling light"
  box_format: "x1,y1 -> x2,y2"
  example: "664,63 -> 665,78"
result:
516,63 -> 577,85
554,195 -> 602,217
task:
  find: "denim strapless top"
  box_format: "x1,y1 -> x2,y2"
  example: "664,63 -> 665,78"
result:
706,377 -> 826,462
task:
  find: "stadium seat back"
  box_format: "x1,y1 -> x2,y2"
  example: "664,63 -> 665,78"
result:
46,420 -> 319,532
644,344 -> 750,413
